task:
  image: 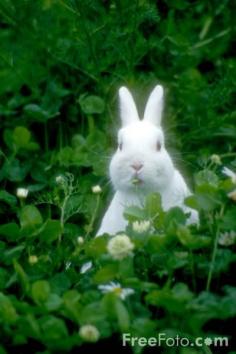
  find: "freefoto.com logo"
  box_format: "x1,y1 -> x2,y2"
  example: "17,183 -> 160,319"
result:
122,333 -> 229,348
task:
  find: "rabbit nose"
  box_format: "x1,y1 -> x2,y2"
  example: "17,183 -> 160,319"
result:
131,163 -> 143,171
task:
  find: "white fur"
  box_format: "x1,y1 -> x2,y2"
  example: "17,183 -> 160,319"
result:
119,87 -> 139,126
143,85 -> 163,125
96,86 -> 198,236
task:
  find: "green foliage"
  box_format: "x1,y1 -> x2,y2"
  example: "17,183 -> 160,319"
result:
0,0 -> 236,353
0,165 -> 235,352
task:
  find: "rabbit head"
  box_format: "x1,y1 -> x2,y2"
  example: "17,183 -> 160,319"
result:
110,85 -> 175,195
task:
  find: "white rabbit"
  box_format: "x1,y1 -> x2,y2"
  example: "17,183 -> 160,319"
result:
96,85 -> 198,236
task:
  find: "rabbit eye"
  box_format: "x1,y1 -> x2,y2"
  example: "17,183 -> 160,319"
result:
156,141 -> 161,151
118,143 -> 123,151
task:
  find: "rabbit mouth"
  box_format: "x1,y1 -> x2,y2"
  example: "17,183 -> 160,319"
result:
131,176 -> 143,186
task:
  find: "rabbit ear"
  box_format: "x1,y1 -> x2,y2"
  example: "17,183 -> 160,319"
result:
143,85 -> 164,126
119,87 -> 139,126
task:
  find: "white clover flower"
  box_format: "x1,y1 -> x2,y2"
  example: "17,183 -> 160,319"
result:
204,338 -> 213,346
210,154 -> 222,165
227,189 -> 236,202
55,175 -> 65,184
79,324 -> 100,342
16,188 -> 29,199
222,167 -> 236,184
218,231 -> 236,246
98,281 -> 134,300
77,236 -> 84,245
107,234 -> 134,260
80,261 -> 93,274
92,185 -> 102,194
28,255 -> 38,265
132,220 -> 151,233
